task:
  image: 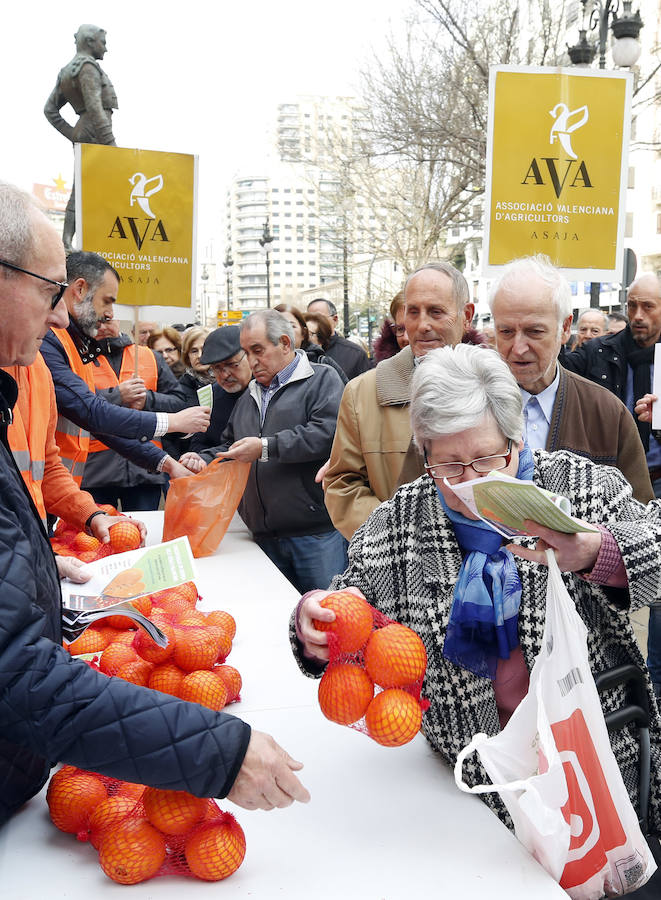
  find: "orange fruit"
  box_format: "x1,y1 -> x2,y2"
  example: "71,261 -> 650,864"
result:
214,665 -> 242,703
142,787 -> 207,835
72,532 -> 101,553
151,580 -> 198,609
318,663 -> 374,725
104,594 -> 152,630
149,662 -> 185,697
312,591 -> 373,654
180,671 -> 228,711
108,521 -> 141,552
98,818 -> 166,884
115,780 -> 146,801
67,625 -> 114,656
364,623 -> 427,688
185,816 -> 246,881
134,622 -> 175,664
177,610 -> 208,627
206,610 -> 236,640
173,627 -> 218,671
110,629 -> 138,646
208,626 -> 233,662
100,641 -> 139,676
116,659 -> 153,687
49,764 -> 79,787
47,771 -> 107,833
365,688 -> 422,747
88,796 -> 141,848
150,594 -> 191,619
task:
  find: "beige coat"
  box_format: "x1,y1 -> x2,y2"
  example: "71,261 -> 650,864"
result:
324,347 -> 415,540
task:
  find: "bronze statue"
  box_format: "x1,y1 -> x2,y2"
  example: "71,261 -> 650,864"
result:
44,24 -> 118,251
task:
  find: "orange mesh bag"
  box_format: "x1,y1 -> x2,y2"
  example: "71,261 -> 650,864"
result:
313,589 -> 430,747
162,458 -> 250,558
45,767 -> 246,885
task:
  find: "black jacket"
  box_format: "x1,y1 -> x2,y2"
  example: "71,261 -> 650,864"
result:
201,354 -> 344,538
0,372 -> 250,825
82,334 -> 188,489
324,333 -> 373,380
561,327 -> 634,401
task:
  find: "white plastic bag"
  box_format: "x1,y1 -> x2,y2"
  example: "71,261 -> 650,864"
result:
455,549 -> 657,899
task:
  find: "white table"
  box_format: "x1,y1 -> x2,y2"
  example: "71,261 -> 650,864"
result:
0,513 -> 565,898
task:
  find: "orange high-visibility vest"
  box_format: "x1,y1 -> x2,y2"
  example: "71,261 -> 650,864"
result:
2,355 -> 50,527
87,345 -> 162,453
51,327 -> 95,486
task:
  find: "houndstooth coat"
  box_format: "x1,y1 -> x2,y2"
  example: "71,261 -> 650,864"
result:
292,449 -> 661,833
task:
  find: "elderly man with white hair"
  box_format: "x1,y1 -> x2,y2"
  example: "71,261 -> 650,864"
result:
293,343 -> 661,835
489,254 -> 652,503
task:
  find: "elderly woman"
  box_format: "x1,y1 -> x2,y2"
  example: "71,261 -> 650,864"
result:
177,326 -> 214,405
293,343 -> 661,834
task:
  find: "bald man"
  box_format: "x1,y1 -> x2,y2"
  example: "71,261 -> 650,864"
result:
576,308 -> 606,347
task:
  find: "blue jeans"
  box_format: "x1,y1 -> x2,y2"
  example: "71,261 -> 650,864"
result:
255,530 -> 349,594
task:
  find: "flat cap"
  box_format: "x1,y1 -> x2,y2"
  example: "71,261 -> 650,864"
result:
200,325 -> 241,364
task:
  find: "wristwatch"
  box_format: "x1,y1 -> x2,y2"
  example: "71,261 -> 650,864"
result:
260,437 -> 269,461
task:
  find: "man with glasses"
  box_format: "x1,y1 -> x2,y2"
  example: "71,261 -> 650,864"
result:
186,326 -> 252,454
0,239 -> 128,574
40,251 -> 210,490
489,255 -> 652,504
0,180 -> 310,827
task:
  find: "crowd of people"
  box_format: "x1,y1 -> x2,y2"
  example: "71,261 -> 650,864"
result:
2,177 -> 661,858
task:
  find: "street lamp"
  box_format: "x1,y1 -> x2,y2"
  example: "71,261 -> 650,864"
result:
567,1 -> 644,309
568,1 -> 643,70
223,245 -> 234,311
258,219 -> 274,309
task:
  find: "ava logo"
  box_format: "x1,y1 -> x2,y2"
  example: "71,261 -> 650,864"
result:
107,170 -> 169,250
549,103 -> 589,159
521,100 -> 593,199
129,172 -> 163,218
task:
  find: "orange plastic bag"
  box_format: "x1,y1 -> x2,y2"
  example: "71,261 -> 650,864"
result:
162,458 -> 250,557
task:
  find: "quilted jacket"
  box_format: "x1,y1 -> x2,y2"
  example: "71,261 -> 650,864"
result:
0,369 -> 250,826
292,450 -> 661,834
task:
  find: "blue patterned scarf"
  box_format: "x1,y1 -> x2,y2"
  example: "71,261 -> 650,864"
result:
437,446 -> 535,679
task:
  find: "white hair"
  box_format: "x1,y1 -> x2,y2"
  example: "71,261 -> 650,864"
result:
488,254 -> 572,334
0,181 -> 40,270
411,344 -> 523,450
241,309 -> 295,347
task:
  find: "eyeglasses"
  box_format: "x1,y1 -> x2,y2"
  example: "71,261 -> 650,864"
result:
424,440 -> 513,481
159,346 -> 178,354
0,258 -> 68,309
389,323 -> 406,336
210,352 -> 246,375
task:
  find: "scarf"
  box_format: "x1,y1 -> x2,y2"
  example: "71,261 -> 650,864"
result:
621,328 -> 655,451
438,445 -> 535,679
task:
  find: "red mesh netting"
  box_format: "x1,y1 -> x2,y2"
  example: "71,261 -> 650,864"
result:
45,767 -> 246,884
316,590 -> 430,747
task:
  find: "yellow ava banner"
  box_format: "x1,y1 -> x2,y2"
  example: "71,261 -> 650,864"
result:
483,66 -> 632,279
74,145 -> 198,306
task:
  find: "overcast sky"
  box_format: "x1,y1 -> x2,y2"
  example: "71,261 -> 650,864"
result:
5,0 -> 413,259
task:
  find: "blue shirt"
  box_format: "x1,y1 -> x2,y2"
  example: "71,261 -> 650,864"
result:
519,366 -> 560,450
258,352 -> 301,424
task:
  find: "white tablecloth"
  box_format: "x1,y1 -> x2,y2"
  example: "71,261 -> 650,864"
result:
0,513 -> 565,898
